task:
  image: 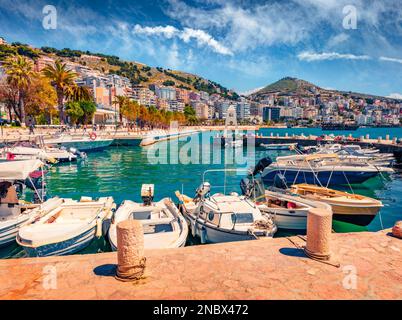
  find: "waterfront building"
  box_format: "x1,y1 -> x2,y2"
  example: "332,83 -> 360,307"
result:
176,88 -> 190,104
157,98 -> 169,111
34,56 -> 54,72
156,86 -> 176,101
200,91 -> 210,101
189,92 -> 200,101
236,101 -> 251,120
132,86 -> 156,107
194,102 -> 209,119
262,107 -> 281,122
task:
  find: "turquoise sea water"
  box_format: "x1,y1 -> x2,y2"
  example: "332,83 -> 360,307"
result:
1,128 -> 402,258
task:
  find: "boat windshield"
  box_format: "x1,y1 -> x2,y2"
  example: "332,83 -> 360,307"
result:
231,213 -> 254,224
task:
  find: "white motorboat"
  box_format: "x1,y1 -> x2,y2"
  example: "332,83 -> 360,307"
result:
108,184 -> 188,250
17,196 -> 115,257
45,133 -> 113,152
176,170 -> 277,244
259,154 -> 393,187
310,144 -> 395,167
260,143 -> 298,150
0,145 -> 77,163
0,159 -> 48,247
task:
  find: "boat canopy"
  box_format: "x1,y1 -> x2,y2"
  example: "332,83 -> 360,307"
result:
0,159 -> 44,181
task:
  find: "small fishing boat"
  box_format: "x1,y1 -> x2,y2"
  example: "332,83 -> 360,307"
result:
260,154 -> 393,186
240,176 -> 332,230
109,184 -> 188,250
260,142 -> 297,150
0,159 -> 48,247
17,196 -> 115,257
289,184 -> 383,226
176,170 -> 277,244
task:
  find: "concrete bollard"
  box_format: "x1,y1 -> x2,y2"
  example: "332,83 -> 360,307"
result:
115,220 -> 146,282
393,137 -> 397,144
366,134 -> 370,140
378,136 -> 382,143
360,136 -> 364,141
392,221 -> 402,239
386,135 -> 390,141
285,133 -> 288,137
305,208 -> 333,261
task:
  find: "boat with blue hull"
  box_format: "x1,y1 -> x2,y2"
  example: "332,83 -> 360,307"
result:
17,197 -> 115,257
260,154 -> 393,187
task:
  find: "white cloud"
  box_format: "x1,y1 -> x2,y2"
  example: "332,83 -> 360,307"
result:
387,93 -> 402,99
298,51 -> 371,61
240,87 -> 264,96
133,24 -> 233,56
379,56 -> 402,64
327,33 -> 350,48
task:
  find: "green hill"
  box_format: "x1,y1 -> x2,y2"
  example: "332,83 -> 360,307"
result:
0,41 -> 239,100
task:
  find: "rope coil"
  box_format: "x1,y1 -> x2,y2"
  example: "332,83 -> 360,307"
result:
115,257 -> 147,282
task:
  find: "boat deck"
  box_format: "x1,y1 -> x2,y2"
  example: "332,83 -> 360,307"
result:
0,228 -> 400,299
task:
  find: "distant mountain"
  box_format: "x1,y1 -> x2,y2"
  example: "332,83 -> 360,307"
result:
250,76 -> 401,102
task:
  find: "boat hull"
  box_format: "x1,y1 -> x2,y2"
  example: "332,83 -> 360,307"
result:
262,169 -> 378,186
184,213 -> 266,244
20,226 -> 96,257
333,213 -> 376,226
53,140 -> 113,152
0,218 -> 29,247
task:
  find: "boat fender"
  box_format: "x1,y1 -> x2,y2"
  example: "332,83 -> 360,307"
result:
200,226 -> 207,244
96,217 -> 103,238
191,219 -> 196,237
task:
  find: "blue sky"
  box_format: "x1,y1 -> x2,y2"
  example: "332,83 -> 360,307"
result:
1,0 -> 402,97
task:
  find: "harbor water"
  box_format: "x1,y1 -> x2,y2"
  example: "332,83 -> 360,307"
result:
1,128 -> 402,258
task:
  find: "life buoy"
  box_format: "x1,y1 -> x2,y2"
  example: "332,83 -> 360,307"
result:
89,132 -> 97,141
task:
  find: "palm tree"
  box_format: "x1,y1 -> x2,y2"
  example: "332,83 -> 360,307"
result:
42,59 -> 77,124
3,55 -> 34,124
112,95 -> 128,124
65,85 -> 92,102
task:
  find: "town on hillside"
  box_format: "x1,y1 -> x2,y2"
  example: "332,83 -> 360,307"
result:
0,37 -> 401,128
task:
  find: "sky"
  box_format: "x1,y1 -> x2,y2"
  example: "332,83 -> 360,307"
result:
1,0 -> 402,97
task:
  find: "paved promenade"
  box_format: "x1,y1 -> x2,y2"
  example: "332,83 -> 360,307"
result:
0,229 -> 400,300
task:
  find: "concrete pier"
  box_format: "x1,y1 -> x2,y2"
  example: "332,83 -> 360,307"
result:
0,229 -> 400,300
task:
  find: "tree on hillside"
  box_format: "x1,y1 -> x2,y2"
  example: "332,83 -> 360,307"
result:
42,59 -> 77,124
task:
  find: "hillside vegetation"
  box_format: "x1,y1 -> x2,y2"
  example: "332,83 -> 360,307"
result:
0,42 -> 239,100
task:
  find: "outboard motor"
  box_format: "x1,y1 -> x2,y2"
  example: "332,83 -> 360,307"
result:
141,184 -> 154,206
240,177 -> 251,196
273,173 -> 288,189
253,156 -> 273,176
195,182 -> 211,199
